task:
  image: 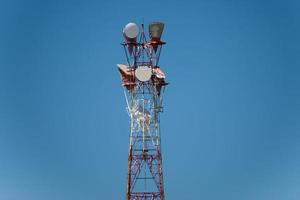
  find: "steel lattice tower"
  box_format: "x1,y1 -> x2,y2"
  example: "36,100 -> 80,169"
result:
117,22 -> 167,200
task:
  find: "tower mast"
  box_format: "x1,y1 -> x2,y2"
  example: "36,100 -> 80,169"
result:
118,22 -> 167,200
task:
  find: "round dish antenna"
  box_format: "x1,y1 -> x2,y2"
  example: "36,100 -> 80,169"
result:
123,23 -> 139,39
135,66 -> 152,82
123,22 -> 139,55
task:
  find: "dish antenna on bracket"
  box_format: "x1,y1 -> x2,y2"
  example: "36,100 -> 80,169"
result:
123,22 -> 139,55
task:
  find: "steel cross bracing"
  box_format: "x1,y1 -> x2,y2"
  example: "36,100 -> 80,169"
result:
124,81 -> 165,200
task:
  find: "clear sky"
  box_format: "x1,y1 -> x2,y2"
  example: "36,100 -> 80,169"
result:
0,0 -> 299,199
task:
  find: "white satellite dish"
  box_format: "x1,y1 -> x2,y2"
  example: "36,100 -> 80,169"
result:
123,23 -> 139,39
135,66 -> 152,82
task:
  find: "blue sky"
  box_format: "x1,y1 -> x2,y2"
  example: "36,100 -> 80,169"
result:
0,0 -> 299,199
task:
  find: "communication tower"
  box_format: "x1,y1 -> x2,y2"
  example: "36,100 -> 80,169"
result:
117,22 -> 168,200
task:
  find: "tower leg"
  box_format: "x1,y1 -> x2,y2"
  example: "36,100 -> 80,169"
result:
126,146 -> 133,200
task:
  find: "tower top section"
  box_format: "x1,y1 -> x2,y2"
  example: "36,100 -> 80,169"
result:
121,22 -> 166,68
118,22 -> 167,94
